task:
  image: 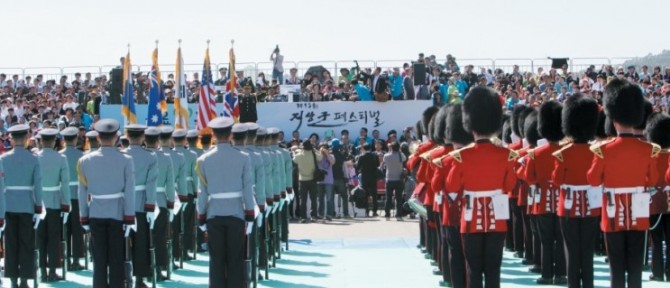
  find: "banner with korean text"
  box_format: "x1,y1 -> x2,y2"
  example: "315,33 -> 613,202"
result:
101,100 -> 432,138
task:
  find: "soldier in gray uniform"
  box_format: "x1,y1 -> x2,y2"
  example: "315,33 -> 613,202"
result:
266,128 -> 284,260
173,129 -> 197,262
196,117 -> 256,288
256,127 -> 275,268
276,129 -> 294,244
84,131 -> 99,153
77,119 -> 135,288
60,127 -> 85,271
242,123 -> 268,281
160,126 -> 186,270
36,128 -> 71,282
2,124 -> 42,288
186,130 -> 206,254
146,127 -> 175,281
122,124 -> 158,287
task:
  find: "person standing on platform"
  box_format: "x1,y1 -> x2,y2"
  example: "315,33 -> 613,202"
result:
196,117 -> 256,288
552,94 -> 601,288
36,128 -> 71,282
60,127 -> 86,271
122,124 -> 158,287
174,129 -> 198,262
77,119 -> 135,288
446,87 -> 517,288
145,127 -> 174,281
587,79 -> 660,288
2,124 -> 41,288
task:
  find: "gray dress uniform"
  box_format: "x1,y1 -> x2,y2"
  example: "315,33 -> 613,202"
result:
60,127 -> 85,265
122,125 -> 158,279
176,143 -> 198,260
77,119 -> 135,288
36,128 -> 71,279
147,129 -> 175,273
167,128 -> 188,264
2,124 -> 42,282
277,139 -> 294,243
196,117 -> 256,288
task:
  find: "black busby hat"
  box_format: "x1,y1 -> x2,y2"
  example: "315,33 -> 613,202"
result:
634,100 -> 654,130
605,116 -> 617,137
604,78 -> 645,127
645,112 -> 670,149
517,106 -> 534,139
538,101 -> 564,142
432,105 -> 450,146
427,114 -> 437,142
502,115 -> 513,145
562,93 -> 599,143
463,86 -> 503,136
446,103 -> 473,145
421,106 -> 439,136
415,120 -> 424,141
511,105 -> 528,137
523,110 -> 540,147
595,109 -> 607,139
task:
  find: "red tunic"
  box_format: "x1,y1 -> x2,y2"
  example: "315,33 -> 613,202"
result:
587,135 -> 660,232
552,143 -> 602,218
513,148 -> 529,206
425,145 -> 453,209
649,152 -> 670,215
521,143 -> 562,215
431,155 -> 461,226
408,142 -> 436,201
446,140 -> 518,234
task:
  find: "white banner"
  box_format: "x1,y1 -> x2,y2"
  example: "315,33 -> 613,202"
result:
100,100 -> 431,138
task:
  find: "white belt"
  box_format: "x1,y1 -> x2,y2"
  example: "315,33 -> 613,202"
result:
91,193 -> 124,200
561,185 -> 592,191
186,177 -> 194,182
156,187 -> 166,193
604,186 -> 644,194
69,181 -> 79,186
43,185 -> 61,192
135,185 -> 146,191
464,189 -> 503,198
6,186 -> 33,191
210,191 -> 243,199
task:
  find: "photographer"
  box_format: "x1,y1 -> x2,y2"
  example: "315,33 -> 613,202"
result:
293,140 -> 322,223
316,143 -> 335,221
381,142 -> 406,220
270,45 -> 284,84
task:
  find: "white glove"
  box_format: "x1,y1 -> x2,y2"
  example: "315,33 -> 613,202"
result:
82,224 -> 90,232
62,212 -> 70,225
199,224 -> 207,232
146,212 -> 154,224
123,224 -> 134,237
33,214 -> 42,229
169,212 -> 174,223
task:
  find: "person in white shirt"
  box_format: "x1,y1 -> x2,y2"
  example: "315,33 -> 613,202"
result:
62,94 -> 79,111
0,73 -> 6,88
270,45 -> 284,84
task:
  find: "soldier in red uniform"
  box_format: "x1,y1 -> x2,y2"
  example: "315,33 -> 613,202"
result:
509,106 -> 534,263
586,79 -> 660,288
446,86 -> 517,288
552,93 -> 601,288
431,103 -> 473,288
647,113 -> 670,282
519,101 -> 567,284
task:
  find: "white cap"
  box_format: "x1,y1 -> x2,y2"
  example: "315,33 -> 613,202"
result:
60,127 -> 79,137
94,119 -> 120,134
7,124 -> 30,134
125,124 -> 148,132
186,130 -> 199,138
145,127 -> 161,137
160,126 -> 175,135
38,128 -> 59,137
172,129 -> 187,138
245,122 -> 259,131
85,131 -> 99,138
257,127 -> 267,136
232,123 -> 248,134
208,117 -> 234,129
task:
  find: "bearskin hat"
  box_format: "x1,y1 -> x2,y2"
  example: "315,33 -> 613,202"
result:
634,100 -> 654,130
427,116 -> 437,142
432,105 -> 450,146
462,86 -> 503,136
605,116 -> 617,137
538,100 -> 564,142
562,93 -> 599,143
421,106 -> 439,136
595,109 -> 607,139
604,78 -> 645,127
502,115 -> 513,145
511,105 -> 530,137
446,103 -> 473,145
645,112 -> 670,148
523,110 -> 540,147
517,106 -> 535,139
415,120 -> 423,141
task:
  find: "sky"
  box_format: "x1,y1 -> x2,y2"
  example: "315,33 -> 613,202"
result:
1,0 -> 668,71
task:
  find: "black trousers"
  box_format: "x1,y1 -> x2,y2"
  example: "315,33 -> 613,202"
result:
172,208 -> 183,261
153,207 -> 169,267
132,212 -> 151,277
438,215 -> 450,282
520,208 -> 534,262
292,179 -> 301,218
420,217 -> 426,248
461,232 -> 506,288
384,180 -> 404,216
362,181 -> 378,214
446,226 -> 466,288
426,206 -> 436,260
605,231 -> 645,288
183,195 -> 196,255
281,200 -> 289,242
5,212 -> 36,279
38,209 -> 61,273
90,218 -> 124,288
299,180 -> 318,219
67,200 -> 84,259
559,217 -> 598,288
207,216 -> 245,288
537,213 -> 565,279
511,200 -> 524,253
529,215 -> 542,268
650,214 -> 670,279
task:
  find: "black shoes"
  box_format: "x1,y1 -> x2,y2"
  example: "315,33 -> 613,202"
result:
553,276 -> 567,285
535,277 -> 553,285
528,266 -> 541,274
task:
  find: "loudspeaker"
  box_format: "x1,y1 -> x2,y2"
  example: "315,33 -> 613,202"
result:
550,58 -> 569,69
110,68 -> 123,91
413,63 -> 426,85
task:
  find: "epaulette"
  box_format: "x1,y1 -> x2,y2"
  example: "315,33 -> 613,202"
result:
508,149 -> 519,162
195,160 -> 207,187
490,137 -> 503,147
420,146 -> 442,161
527,149 -> 535,160
552,143 -> 572,162
558,139 -> 572,146
448,143 -> 475,163
651,143 -> 662,158
589,139 -> 611,159
431,155 -> 448,168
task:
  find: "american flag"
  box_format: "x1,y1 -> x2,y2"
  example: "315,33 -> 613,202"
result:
197,48 -> 217,131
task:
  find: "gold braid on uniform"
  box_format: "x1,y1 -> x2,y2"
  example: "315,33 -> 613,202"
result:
195,160 -> 207,187
76,159 -> 88,188
448,143 -> 475,163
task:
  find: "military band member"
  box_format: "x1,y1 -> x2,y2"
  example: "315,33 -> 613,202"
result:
196,117 -> 256,287
162,127 -> 187,269
77,119 -> 135,288
519,101 -> 567,284
2,124 -> 40,288
446,87 -> 517,288
85,130 -> 99,152
174,129 -> 198,262
60,127 -> 86,271
507,106 -> 528,261
145,127 -> 174,281
36,128 -> 71,282
586,79 -> 659,288
647,113 -> 670,282
551,94 -> 601,288
122,124 -> 158,287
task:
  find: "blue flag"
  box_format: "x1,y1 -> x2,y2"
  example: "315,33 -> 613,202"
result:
147,48 -> 163,126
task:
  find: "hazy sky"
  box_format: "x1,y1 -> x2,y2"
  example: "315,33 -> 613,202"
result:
1,0 -> 667,70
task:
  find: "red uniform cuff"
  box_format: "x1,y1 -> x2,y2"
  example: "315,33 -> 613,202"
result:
167,201 -> 175,209
144,204 -> 156,212
0,219 -> 4,226
266,197 -> 274,205
258,205 -> 265,212
198,214 -> 206,222
273,195 -> 281,201
80,217 -> 89,225
281,191 -> 287,198
34,206 -> 43,214
123,215 -> 134,224
61,205 -> 70,212
244,210 -> 255,216
178,195 -> 189,202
